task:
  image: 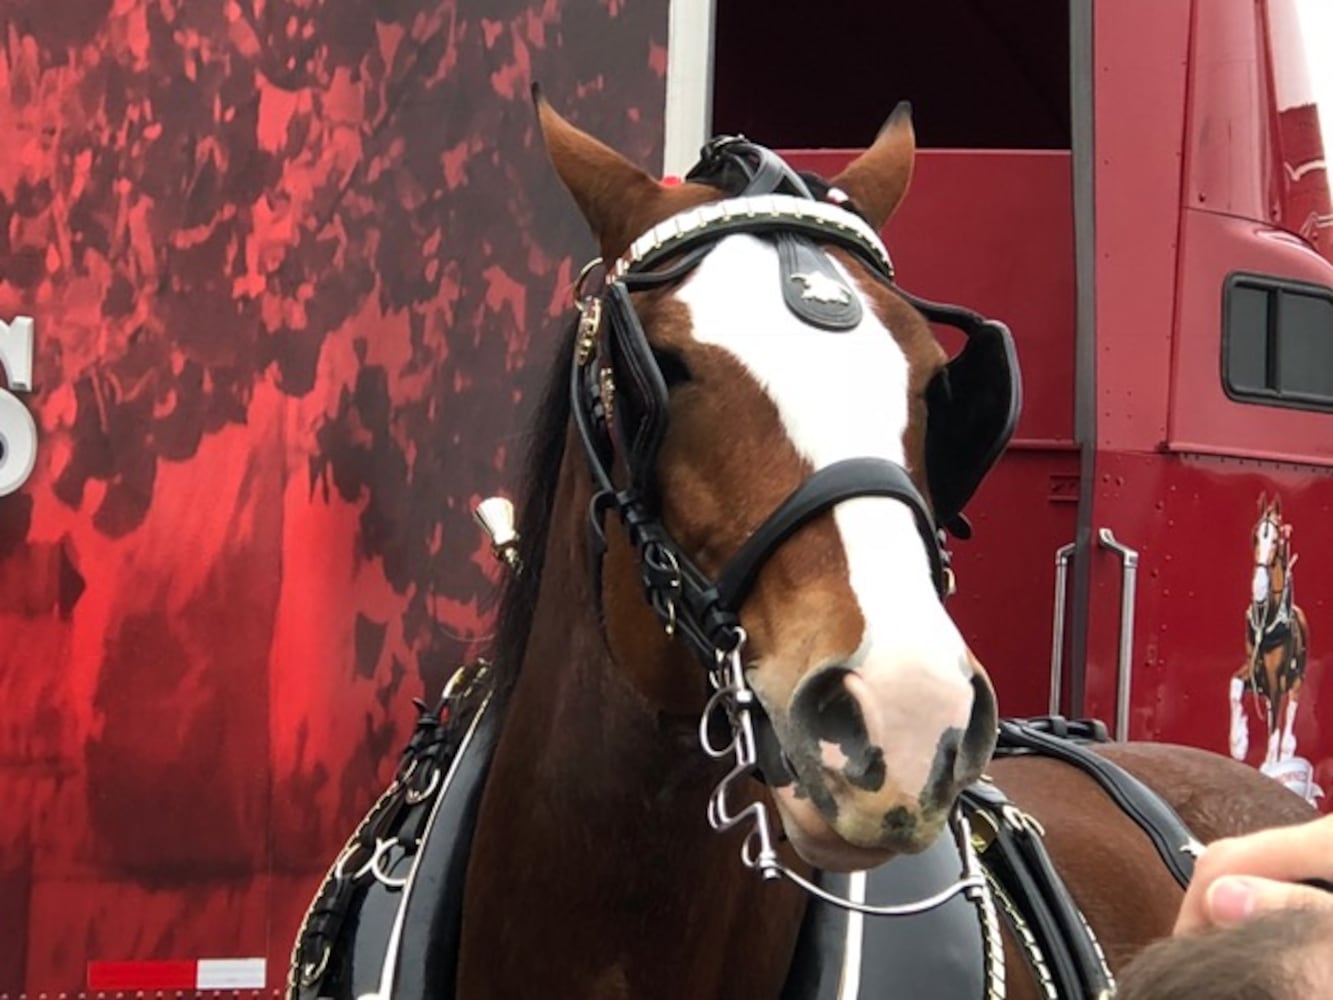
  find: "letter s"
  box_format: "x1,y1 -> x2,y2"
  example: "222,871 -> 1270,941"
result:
0,316 -> 38,497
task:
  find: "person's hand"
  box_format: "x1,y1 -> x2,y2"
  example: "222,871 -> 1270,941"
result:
1175,814 -> 1333,934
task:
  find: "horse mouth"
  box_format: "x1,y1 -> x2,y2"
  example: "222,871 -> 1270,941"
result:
767,779 -> 949,871
746,662 -> 994,870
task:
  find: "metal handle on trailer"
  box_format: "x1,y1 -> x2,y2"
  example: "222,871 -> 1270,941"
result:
1097,528 -> 1140,741
1049,542 -> 1076,716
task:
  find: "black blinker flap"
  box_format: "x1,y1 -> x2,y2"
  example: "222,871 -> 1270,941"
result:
923,315 -> 1022,535
603,283 -> 670,496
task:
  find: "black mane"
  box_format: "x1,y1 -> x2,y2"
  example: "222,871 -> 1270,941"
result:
484,317 -> 578,698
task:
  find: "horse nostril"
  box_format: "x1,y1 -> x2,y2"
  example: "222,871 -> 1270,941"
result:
790,665 -> 886,792
792,665 -> 862,747
957,673 -> 998,783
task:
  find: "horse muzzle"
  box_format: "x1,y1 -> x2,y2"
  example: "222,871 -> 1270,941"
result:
766,654 -> 997,867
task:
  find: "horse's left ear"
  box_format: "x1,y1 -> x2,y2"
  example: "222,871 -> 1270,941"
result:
830,101 -> 916,230
533,85 -> 665,260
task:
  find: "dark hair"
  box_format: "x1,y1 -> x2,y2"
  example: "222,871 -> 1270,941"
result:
484,318 -> 578,700
1115,909 -> 1331,1000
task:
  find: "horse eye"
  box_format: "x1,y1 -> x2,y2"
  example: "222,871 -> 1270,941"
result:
653,348 -> 692,389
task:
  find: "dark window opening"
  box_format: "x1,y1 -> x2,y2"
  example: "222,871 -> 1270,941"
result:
712,0 -> 1072,150
1224,274 -> 1333,410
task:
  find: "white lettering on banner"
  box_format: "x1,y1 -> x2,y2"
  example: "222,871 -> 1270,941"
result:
0,316 -> 38,497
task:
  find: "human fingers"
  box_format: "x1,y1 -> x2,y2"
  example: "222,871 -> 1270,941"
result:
1202,874 -> 1333,927
1175,816 -> 1333,934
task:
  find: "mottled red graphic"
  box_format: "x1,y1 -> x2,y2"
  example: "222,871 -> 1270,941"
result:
0,0 -> 665,992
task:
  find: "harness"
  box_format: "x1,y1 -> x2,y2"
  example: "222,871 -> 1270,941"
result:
288,137 -> 1203,1000
288,675 -> 1202,1000
1248,567 -> 1295,655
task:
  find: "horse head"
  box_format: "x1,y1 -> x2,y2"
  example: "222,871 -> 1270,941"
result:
535,92 -> 1015,872
1252,493 -> 1290,609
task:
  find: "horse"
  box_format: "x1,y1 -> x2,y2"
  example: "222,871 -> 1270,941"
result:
427,95 -> 1317,999
1230,493 -> 1311,773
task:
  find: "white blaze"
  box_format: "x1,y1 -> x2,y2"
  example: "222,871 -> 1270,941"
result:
675,235 -> 970,686
1253,566 -> 1270,605
1254,521 -> 1277,603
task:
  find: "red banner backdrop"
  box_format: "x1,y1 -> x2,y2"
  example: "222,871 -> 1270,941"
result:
0,0 -> 666,992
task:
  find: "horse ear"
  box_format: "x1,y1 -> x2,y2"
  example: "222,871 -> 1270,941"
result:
533,85 -> 663,259
830,101 -> 916,229
1273,494 -> 1283,516
1257,491 -> 1268,513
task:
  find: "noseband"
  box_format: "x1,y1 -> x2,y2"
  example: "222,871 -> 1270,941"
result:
567,138 -> 1020,915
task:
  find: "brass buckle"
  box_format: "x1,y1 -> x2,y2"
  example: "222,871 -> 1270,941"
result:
576,297 -> 602,365
970,808 -> 1000,854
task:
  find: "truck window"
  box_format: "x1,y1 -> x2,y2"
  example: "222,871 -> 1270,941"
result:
712,0 -> 1071,150
1224,274 -> 1333,410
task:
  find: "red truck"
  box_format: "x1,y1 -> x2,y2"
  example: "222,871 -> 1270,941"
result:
2,0 -> 1329,994
711,0 -> 1332,809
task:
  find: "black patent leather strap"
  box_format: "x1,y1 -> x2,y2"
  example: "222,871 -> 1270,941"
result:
995,719 -> 1197,888
963,781 -> 1112,1000
714,457 -> 943,610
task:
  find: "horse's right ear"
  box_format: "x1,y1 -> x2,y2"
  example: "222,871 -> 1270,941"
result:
533,85 -> 663,260
829,101 -> 916,230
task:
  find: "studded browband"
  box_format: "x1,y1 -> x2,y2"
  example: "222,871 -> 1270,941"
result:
611,193 -> 895,282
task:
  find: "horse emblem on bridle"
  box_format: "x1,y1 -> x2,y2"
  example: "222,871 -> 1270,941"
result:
789,270 -> 853,305
1228,492 -> 1321,805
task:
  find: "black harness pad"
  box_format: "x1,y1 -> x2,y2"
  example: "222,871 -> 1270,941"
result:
391,702 -> 499,998
782,828 -> 988,1000
289,687 -> 499,1000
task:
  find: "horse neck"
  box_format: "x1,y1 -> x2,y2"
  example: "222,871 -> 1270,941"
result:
514,438 -> 707,801
461,431 -> 806,997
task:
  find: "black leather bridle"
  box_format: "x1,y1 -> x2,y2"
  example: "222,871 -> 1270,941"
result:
570,137 -> 1020,674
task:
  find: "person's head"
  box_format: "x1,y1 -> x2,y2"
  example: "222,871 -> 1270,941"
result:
1116,908 -> 1333,1000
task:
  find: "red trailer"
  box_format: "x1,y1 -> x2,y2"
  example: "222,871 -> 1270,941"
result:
2,0 -> 1330,996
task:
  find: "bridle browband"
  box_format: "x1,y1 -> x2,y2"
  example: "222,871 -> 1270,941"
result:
566,136 -> 1017,916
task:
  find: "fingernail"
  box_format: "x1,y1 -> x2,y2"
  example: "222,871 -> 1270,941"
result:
1208,877 -> 1257,926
